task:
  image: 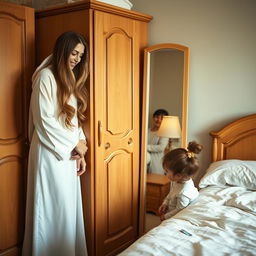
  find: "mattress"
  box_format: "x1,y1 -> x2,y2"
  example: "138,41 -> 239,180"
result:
120,185 -> 256,256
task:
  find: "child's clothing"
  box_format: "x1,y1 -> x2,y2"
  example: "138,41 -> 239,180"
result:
163,179 -> 198,219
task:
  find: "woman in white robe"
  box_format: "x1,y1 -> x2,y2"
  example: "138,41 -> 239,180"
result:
22,32 -> 89,256
147,109 -> 169,175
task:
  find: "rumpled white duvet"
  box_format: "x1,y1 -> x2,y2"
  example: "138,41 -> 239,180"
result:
120,186 -> 256,256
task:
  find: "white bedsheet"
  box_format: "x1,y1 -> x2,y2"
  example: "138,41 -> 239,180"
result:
119,186 -> 256,256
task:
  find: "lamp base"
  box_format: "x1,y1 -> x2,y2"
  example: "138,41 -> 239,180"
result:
164,138 -> 181,154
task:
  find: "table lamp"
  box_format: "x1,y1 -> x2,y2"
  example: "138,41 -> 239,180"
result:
156,116 -> 181,154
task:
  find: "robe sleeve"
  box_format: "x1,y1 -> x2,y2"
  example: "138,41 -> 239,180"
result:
31,70 -> 79,160
28,105 -> 34,143
147,137 -> 169,152
79,126 -> 86,140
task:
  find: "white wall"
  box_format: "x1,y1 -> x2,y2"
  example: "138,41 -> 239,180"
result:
131,0 -> 256,184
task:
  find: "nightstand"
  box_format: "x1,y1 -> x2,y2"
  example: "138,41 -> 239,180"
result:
146,173 -> 170,215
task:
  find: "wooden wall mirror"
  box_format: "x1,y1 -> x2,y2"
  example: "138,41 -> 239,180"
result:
139,43 -> 189,233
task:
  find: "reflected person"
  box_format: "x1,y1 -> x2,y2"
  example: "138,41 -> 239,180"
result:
147,109 -> 169,175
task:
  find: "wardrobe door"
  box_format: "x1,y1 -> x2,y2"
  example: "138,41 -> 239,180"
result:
94,10 -> 140,255
0,2 -> 34,256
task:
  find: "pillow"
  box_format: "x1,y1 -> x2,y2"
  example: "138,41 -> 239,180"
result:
199,160 -> 256,190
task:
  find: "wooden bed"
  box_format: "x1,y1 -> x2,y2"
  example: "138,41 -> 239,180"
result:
210,114 -> 256,161
120,114 -> 256,256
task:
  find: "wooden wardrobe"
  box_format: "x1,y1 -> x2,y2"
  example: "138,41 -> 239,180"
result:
35,1 -> 152,255
0,2 -> 34,256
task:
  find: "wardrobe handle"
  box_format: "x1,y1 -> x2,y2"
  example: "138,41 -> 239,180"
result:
128,138 -> 133,145
98,120 -> 102,147
105,142 -> 110,150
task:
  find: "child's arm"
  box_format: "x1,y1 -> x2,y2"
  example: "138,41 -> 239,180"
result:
159,190 -> 171,215
159,203 -> 168,215
159,189 -> 172,216
163,195 -> 190,220
161,187 -> 172,207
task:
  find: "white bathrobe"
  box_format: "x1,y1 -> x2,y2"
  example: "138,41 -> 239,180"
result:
147,129 -> 168,175
22,57 -> 87,256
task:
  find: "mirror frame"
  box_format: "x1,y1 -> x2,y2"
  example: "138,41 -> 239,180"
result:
139,43 -> 189,235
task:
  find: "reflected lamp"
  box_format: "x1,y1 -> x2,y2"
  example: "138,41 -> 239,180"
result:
156,116 -> 181,153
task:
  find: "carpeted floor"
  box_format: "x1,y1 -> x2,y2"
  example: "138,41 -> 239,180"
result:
145,212 -> 161,232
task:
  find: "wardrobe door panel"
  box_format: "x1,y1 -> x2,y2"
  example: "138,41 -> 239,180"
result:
0,159 -> 24,250
0,2 -> 34,256
107,152 -> 132,234
106,31 -> 132,134
94,10 -> 139,255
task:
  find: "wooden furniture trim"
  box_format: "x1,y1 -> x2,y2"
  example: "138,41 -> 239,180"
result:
147,173 -> 170,185
35,0 -> 153,22
210,114 -> 256,161
85,8 -> 95,255
138,47 -> 149,236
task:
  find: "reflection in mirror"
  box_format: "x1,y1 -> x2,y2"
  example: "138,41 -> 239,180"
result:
140,44 -> 189,233
157,115 -> 182,155
148,49 -> 183,145
147,109 -> 169,175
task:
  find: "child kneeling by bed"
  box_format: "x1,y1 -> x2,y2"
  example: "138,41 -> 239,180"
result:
159,141 -> 202,221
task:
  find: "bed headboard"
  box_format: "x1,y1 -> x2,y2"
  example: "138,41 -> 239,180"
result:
210,114 -> 256,162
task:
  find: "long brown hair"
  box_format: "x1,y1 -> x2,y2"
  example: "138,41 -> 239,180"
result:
51,31 -> 89,128
162,141 -> 203,177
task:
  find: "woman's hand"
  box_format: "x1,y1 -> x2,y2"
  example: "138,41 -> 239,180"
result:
71,140 -> 88,159
158,203 -> 168,215
76,157 -> 86,176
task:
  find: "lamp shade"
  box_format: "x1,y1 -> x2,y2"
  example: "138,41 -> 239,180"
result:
156,116 -> 181,138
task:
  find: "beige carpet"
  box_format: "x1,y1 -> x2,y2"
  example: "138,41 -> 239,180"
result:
145,212 -> 161,232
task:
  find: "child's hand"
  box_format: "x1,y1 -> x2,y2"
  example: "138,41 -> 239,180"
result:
158,203 -> 168,215
160,214 -> 166,221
